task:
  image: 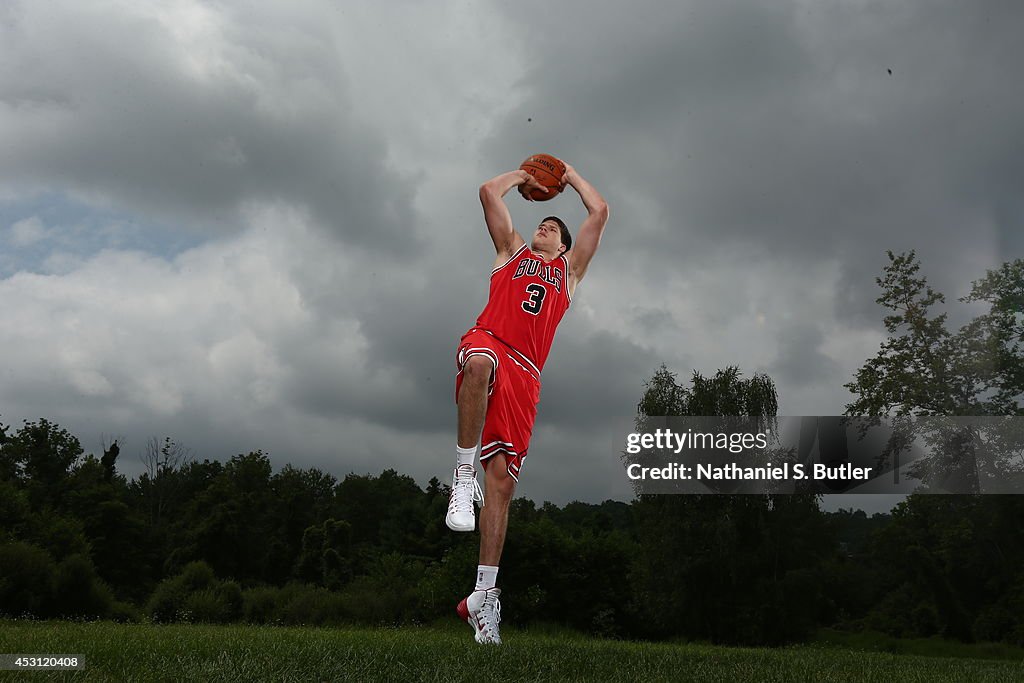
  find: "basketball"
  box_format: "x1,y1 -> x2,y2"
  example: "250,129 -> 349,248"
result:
519,154 -> 566,201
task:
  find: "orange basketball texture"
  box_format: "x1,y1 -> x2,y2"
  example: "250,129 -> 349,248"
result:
519,154 -> 566,201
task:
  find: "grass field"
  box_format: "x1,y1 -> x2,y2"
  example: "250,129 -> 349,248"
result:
1,620 -> 1021,682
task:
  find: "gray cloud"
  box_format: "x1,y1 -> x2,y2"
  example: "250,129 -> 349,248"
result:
769,323 -> 839,388
484,0 -> 1024,317
0,1 -> 419,255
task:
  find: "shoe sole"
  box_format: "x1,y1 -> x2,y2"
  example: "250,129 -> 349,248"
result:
445,515 -> 475,532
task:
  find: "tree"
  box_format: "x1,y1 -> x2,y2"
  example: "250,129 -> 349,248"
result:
293,518 -> 353,589
845,252 -> 1024,491
0,417 -> 13,482
135,437 -> 194,528
958,259 -> 1024,416
845,251 -> 960,416
268,465 -> 338,584
100,438 -> 121,482
63,455 -> 152,600
629,365 -> 832,644
637,365 -> 687,416
846,250 -> 1024,417
846,252 -> 1024,642
636,364 -> 778,421
0,419 -> 84,508
181,451 -> 276,582
331,469 -> 434,567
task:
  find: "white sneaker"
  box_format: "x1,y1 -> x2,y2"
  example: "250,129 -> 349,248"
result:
445,465 -> 483,532
456,588 -> 502,645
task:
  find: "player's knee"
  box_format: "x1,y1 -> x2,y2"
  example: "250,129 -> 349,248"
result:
495,475 -> 516,500
463,356 -> 494,385
487,467 -> 516,500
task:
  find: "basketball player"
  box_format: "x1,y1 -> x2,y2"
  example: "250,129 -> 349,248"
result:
446,160 -> 609,644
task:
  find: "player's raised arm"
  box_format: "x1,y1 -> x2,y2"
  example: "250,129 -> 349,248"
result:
563,163 -> 609,287
478,170 -> 547,257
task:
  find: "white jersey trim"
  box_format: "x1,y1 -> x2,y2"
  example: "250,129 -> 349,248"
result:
505,352 -> 539,383
479,445 -> 525,482
457,347 -> 498,396
483,329 -> 542,379
492,243 -> 529,275
481,443 -> 517,458
560,253 -> 573,304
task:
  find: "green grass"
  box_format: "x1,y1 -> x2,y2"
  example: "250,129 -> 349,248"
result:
0,620 -> 1021,682
813,628 -> 1024,662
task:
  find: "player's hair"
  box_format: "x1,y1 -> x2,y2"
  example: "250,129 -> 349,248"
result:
542,216 -> 572,253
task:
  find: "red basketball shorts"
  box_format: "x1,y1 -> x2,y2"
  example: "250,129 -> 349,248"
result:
455,328 -> 541,482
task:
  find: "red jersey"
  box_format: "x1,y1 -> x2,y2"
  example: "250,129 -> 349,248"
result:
474,244 -> 571,374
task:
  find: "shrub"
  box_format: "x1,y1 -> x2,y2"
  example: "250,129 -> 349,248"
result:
0,541 -> 57,617
54,553 -> 114,619
242,587 -> 280,625
179,561 -> 216,591
279,584 -> 348,626
184,589 -> 237,623
108,600 -> 142,623
338,553 -> 426,625
146,561 -> 224,623
147,576 -> 188,623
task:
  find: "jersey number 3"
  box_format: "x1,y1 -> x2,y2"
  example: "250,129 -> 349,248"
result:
521,283 -> 547,315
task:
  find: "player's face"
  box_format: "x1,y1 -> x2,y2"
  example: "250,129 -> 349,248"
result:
532,220 -> 563,254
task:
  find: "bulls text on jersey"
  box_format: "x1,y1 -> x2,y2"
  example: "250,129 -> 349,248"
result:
511,258 -> 564,293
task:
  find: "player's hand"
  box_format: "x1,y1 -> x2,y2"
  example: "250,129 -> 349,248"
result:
559,162 -> 576,191
518,173 -> 548,201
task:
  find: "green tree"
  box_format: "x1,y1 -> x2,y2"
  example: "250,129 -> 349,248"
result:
331,469 -> 434,571
268,465 -> 338,584
958,259 -> 1024,416
0,541 -> 57,617
293,518 -> 354,589
845,251 -> 1023,417
63,455 -> 152,600
178,451 -> 276,582
0,419 -> 84,508
630,365 -> 831,644
845,252 -> 1024,491
0,417 -> 13,481
134,437 -> 194,530
846,253 -> 1024,643
637,364 -> 688,416
131,454 -> 224,579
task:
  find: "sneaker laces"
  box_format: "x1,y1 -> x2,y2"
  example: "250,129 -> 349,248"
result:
449,465 -> 483,514
479,591 -> 501,641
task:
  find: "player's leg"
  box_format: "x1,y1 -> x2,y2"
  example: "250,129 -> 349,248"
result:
447,351 -> 493,532
479,454 -> 516,566
454,342 -> 535,645
457,454 -> 514,645
457,356 -> 492,449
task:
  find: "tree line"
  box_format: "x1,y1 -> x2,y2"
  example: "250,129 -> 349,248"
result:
0,251 -> 1021,646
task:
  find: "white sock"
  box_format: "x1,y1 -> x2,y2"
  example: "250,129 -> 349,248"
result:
456,445 -> 477,469
476,564 -> 499,591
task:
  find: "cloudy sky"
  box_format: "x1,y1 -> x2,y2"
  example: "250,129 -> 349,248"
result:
1,0 -> 1021,510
